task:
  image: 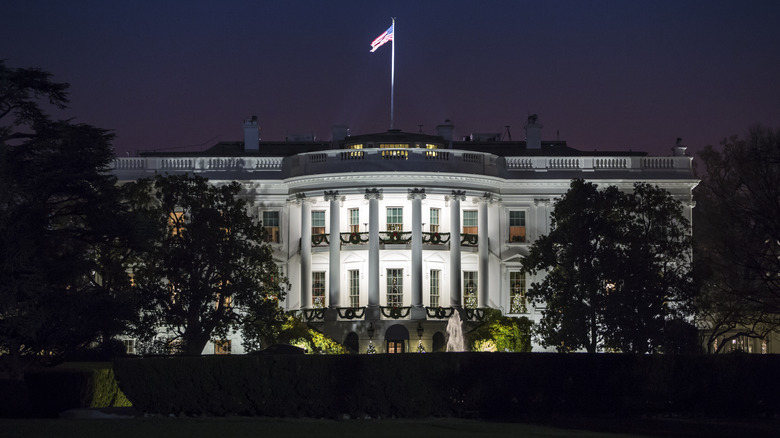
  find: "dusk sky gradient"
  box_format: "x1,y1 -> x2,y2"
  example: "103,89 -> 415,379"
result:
3,0 -> 779,158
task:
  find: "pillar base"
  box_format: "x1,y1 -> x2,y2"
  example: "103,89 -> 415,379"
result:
410,305 -> 427,320
365,305 -> 381,321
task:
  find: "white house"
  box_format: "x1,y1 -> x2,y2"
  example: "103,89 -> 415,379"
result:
112,115 -> 698,354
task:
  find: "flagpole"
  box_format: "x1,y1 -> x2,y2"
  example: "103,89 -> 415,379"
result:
390,17 -> 395,130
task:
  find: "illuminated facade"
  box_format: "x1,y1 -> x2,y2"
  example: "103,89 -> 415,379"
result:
112,116 -> 698,354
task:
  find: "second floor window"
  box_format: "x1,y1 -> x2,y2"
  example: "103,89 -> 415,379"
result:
463,210 -> 478,234
349,208 -> 360,233
430,208 -> 440,233
509,210 -> 526,243
312,271 -> 325,308
262,211 -> 280,243
312,211 -> 325,235
387,207 -> 403,231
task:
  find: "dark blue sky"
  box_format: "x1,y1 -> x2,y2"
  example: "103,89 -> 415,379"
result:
3,1 -> 779,158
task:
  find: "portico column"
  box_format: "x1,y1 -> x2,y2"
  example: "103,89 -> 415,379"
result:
325,190 -> 342,321
408,188 -> 426,319
449,190 -> 466,308
365,188 -> 382,320
477,194 -> 492,308
299,194 -> 312,310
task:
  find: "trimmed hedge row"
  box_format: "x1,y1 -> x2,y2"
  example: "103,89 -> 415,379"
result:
113,353 -> 780,419
25,362 -> 131,417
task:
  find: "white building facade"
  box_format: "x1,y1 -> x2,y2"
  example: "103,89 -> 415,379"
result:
112,117 -> 698,354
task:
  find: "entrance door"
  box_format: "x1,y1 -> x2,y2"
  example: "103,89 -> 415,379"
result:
386,340 -> 405,353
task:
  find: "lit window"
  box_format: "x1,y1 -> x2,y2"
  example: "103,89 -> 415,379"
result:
312,272 -> 326,308
123,339 -> 136,355
214,340 -> 231,355
169,211 -> 185,236
387,269 -> 403,307
463,271 -> 477,308
349,270 -> 360,307
347,143 -> 363,149
379,143 -> 409,148
262,211 -> 280,243
430,208 -> 440,233
425,143 -> 439,149
463,210 -> 478,234
387,207 -> 403,231
430,270 -> 440,307
312,211 -> 325,235
509,271 -> 527,313
509,211 -> 526,243
349,208 -> 360,233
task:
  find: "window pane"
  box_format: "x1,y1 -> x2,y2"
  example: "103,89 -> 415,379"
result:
387,269 -> 403,307
312,211 -> 325,235
509,271 -> 527,313
349,270 -> 360,307
463,271 -> 477,308
509,211 -> 526,242
263,211 -> 280,243
312,271 -> 326,308
387,207 -> 403,231
430,270 -> 440,307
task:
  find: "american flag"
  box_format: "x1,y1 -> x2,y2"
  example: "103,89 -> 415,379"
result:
370,24 -> 394,52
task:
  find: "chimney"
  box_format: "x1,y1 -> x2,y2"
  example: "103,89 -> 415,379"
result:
673,138 -> 688,156
436,119 -> 454,141
332,124 -> 349,141
524,114 -> 542,149
243,116 -> 259,152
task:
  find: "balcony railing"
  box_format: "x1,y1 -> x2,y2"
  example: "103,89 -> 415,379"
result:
380,306 -> 412,319
312,231 -> 460,246
461,233 -> 478,246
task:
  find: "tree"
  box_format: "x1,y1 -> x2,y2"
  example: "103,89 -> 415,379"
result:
467,308 -> 532,352
522,180 -> 625,353
0,62 -> 129,369
129,174 -> 286,356
522,179 -> 694,353
694,126 -> 780,352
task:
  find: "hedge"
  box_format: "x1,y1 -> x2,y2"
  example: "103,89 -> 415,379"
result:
113,353 -> 780,419
24,362 -> 131,417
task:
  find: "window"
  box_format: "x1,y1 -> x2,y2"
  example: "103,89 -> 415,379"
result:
463,271 -> 477,308
429,270 -> 440,307
387,207 -> 403,231
262,211 -> 280,243
215,293 -> 232,310
214,340 -> 231,355
387,269 -> 403,307
509,211 -> 526,243
312,211 -> 325,235
169,210 -> 185,236
123,339 -> 136,355
430,208 -> 440,233
349,270 -> 360,307
379,143 -> 409,148
312,271 -> 326,308
463,210 -> 478,234
509,271 -> 527,313
349,208 -> 360,233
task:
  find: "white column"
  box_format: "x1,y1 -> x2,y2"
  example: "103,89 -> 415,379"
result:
409,188 -> 426,319
449,190 -> 466,308
478,195 -> 490,308
365,188 -> 382,320
325,190 -> 342,320
299,195 -> 312,309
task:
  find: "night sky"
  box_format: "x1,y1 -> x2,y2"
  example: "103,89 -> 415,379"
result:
3,1 -> 779,158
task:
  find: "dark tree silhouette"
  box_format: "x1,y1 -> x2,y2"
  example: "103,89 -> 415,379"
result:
522,179 -> 694,353
694,126 -> 780,352
128,174 -> 287,356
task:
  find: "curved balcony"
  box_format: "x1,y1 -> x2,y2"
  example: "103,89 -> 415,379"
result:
313,231 -> 456,247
